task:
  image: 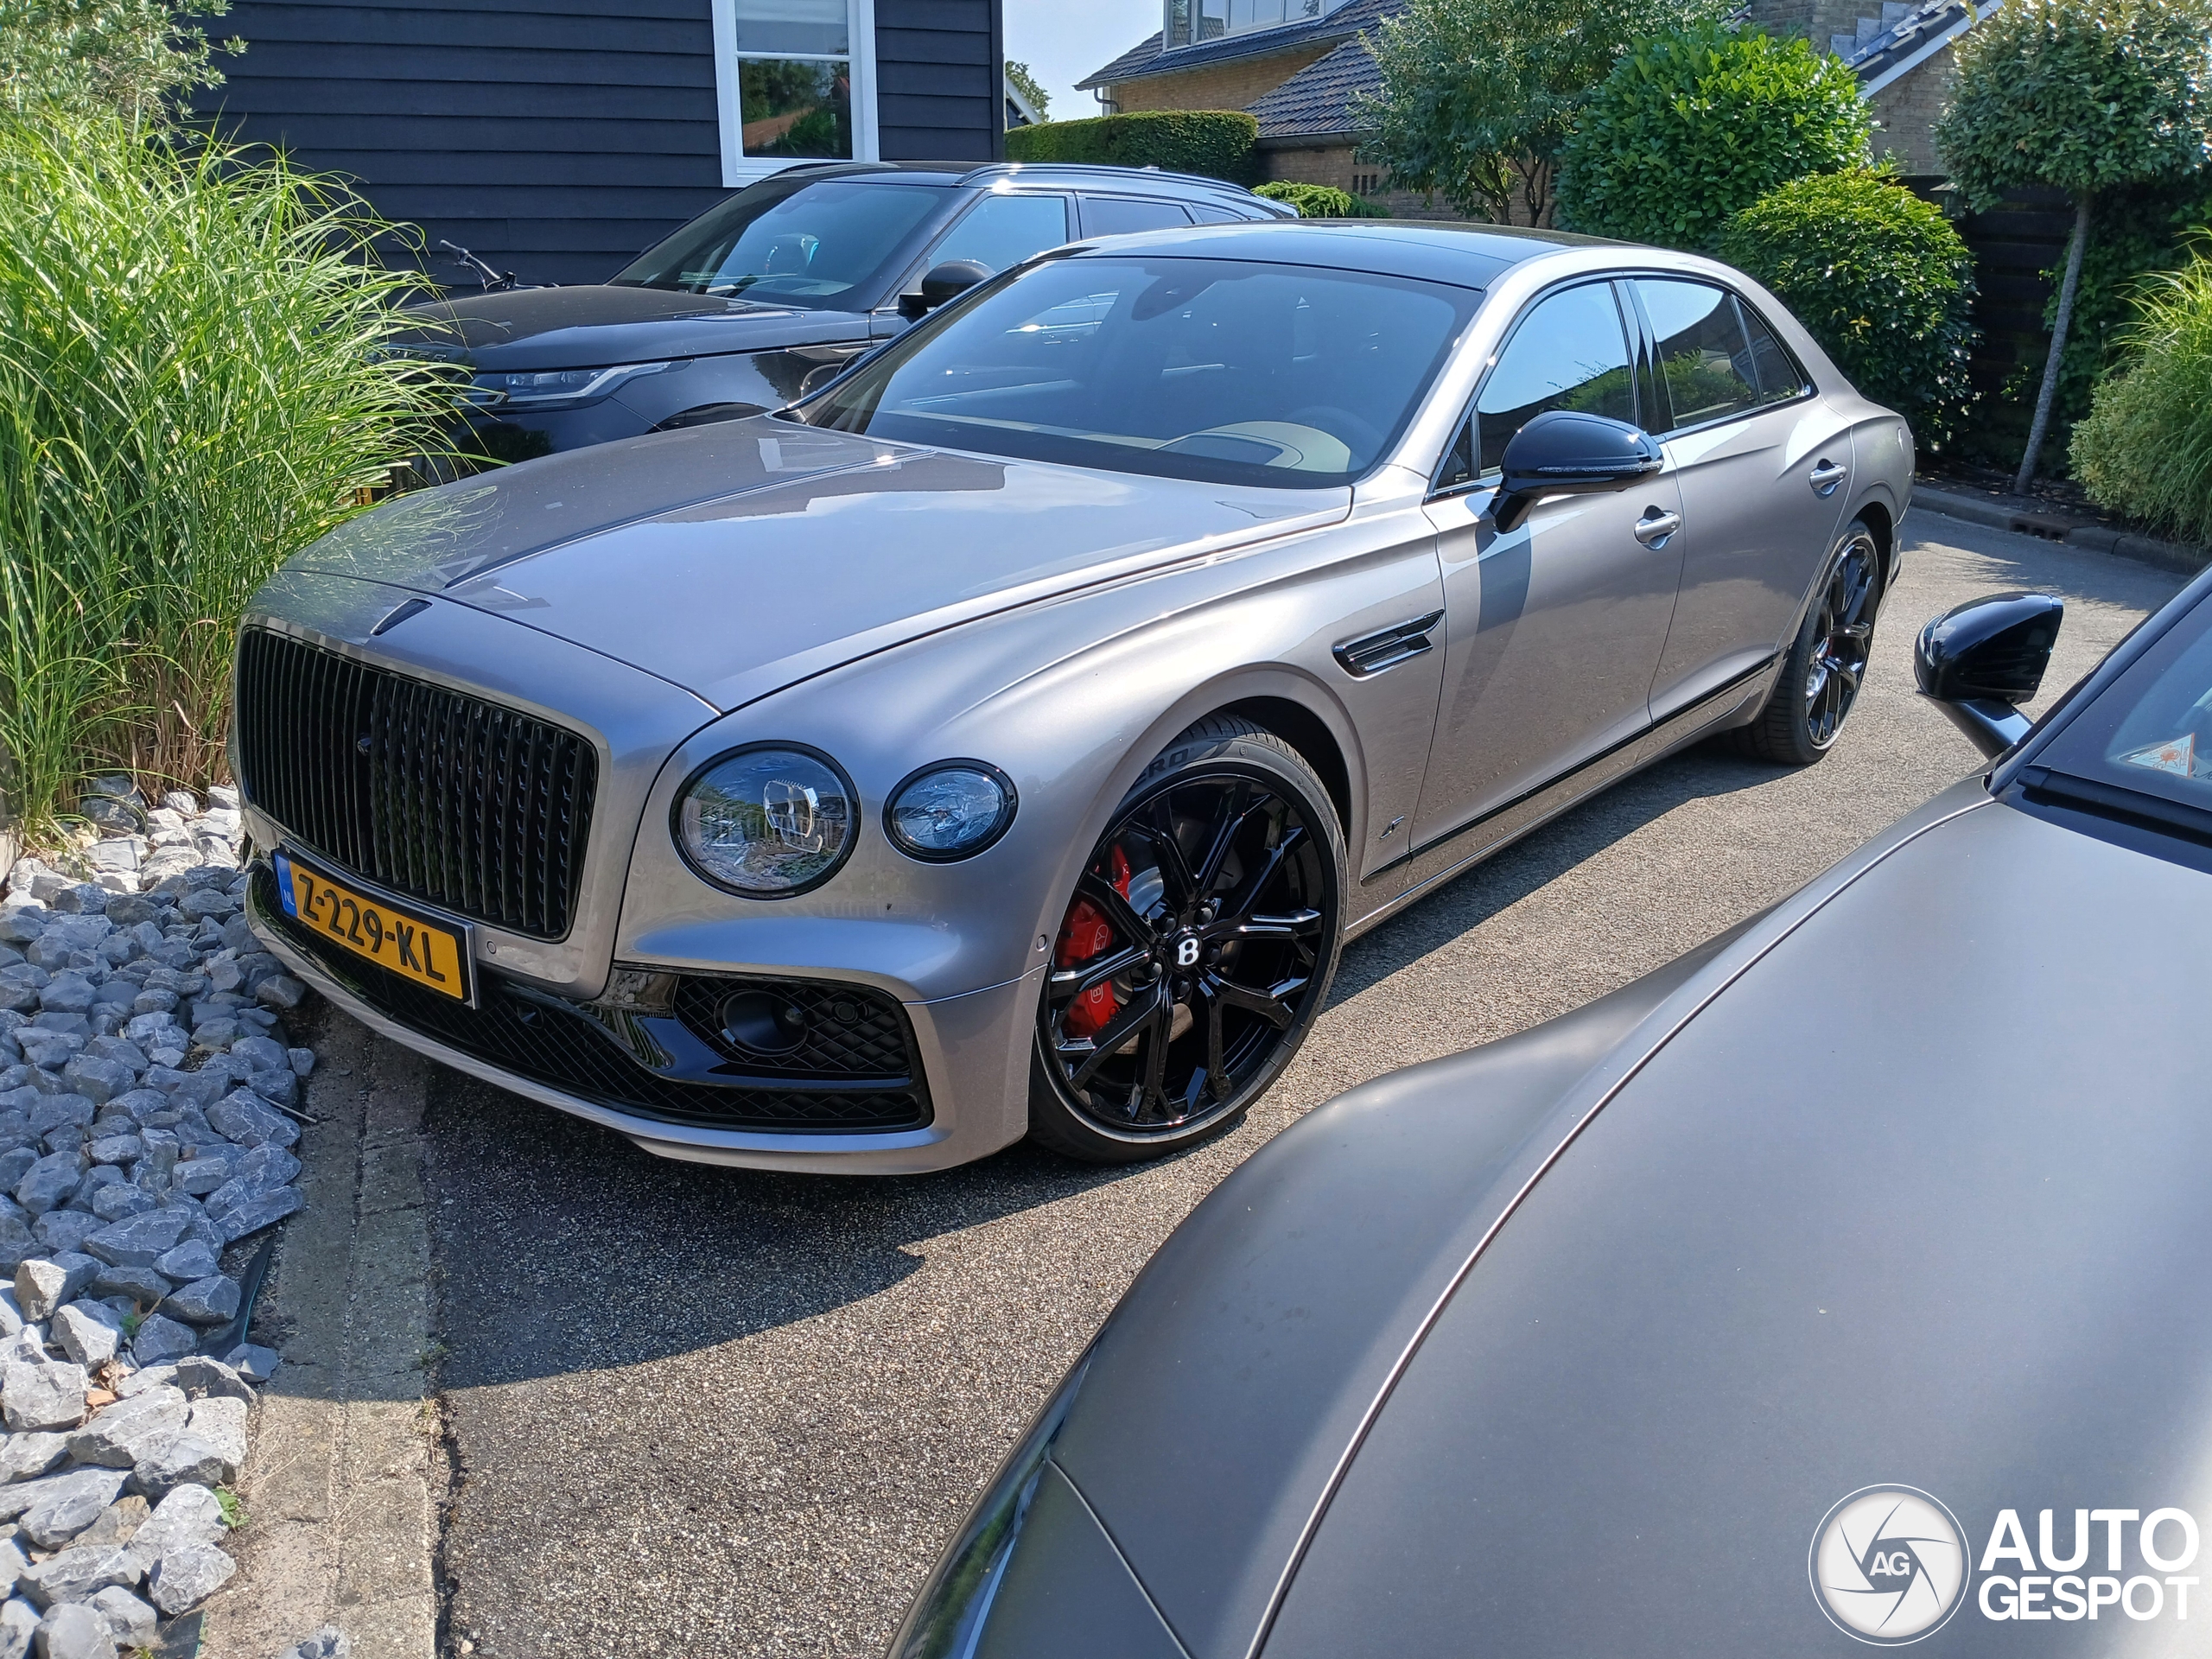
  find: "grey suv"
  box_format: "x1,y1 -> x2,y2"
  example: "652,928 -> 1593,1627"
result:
399,162 -> 1292,459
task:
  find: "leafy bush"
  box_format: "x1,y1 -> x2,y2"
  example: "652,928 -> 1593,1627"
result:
0,111 -> 464,837
1255,181 -> 1388,218
1557,23 -> 1870,250
1719,170 -> 1977,442
1357,0 -> 1730,225
2071,248 -> 2212,543
0,0 -> 238,121
1004,110 -> 1258,182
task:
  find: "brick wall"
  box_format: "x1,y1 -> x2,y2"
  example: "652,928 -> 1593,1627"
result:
1260,143 -> 1468,220
1103,45 -> 1335,114
1870,44 -> 1956,175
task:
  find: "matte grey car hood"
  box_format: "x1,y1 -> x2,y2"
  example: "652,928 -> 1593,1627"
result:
290,418 -> 1348,712
1051,791 -> 2212,1658
394,284 -> 867,372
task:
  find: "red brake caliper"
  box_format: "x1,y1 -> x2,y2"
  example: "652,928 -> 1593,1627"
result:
1055,845 -> 1132,1040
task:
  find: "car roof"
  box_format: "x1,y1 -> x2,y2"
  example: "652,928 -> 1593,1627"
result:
1052,218 -> 1618,289
761,158 -> 1288,212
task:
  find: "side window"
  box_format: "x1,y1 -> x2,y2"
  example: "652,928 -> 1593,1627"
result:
1635,279 -> 1776,432
1082,196 -> 1193,237
927,194 -> 1071,277
1183,204 -> 1243,225
1438,283 -> 1635,490
1738,300 -> 1810,402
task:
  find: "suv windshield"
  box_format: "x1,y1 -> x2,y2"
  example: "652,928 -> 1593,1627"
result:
2037,588 -> 2212,826
613,178 -> 952,308
792,255 -> 1478,488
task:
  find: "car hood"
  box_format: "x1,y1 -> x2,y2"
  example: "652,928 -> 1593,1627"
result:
289,418 -> 1350,712
395,285 -> 870,372
1278,796 -> 2212,1656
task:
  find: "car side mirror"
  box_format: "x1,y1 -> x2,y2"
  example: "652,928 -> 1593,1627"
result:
1914,591 -> 2065,759
899,259 -> 993,319
1492,410 -> 1662,532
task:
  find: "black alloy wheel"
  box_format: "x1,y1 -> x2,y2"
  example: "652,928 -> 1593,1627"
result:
1737,518 -> 1881,766
1028,717 -> 1344,1163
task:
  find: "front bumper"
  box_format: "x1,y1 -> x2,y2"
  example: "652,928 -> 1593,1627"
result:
248,865 -> 1038,1173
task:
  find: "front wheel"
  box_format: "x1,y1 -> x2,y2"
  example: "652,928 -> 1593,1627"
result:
1735,518 -> 1881,766
1027,716 -> 1345,1164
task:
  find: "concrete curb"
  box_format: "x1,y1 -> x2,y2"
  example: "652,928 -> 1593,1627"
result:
1911,482 -> 2210,576
200,1010 -> 443,1659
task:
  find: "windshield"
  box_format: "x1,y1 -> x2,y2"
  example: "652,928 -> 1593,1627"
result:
791,255 -> 1478,488
2037,589 -> 2212,825
613,178 -> 952,308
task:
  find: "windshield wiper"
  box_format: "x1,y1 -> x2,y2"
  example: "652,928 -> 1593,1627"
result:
2012,763 -> 2212,846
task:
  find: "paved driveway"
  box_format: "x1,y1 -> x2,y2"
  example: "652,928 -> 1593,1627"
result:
420,514 -> 2181,1658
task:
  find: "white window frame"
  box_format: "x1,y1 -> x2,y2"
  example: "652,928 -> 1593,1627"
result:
710,0 -> 880,188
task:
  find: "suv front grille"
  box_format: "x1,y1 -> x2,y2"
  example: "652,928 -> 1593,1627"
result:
236,626 -> 597,939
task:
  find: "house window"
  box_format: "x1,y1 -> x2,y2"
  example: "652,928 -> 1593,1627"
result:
712,0 -> 879,186
1164,0 -> 1345,47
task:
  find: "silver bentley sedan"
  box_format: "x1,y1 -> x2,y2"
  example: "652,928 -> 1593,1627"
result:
233,219 -> 1913,1173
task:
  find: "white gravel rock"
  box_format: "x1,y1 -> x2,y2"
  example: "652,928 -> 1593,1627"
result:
0,1435 -> 65,1485
48,1305 -> 117,1369
17,1466 -> 130,1549
0,1361 -> 86,1433
31,1602 -> 111,1659
86,1586 -> 154,1647
146,1540 -> 234,1614
0,1599 -> 34,1659
66,1386 -> 188,1470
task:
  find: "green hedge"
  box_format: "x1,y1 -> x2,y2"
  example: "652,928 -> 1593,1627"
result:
1557,23 -> 1870,250
2072,249 -> 2212,543
1255,181 -> 1389,218
1719,170 -> 1977,444
1005,111 -> 1259,182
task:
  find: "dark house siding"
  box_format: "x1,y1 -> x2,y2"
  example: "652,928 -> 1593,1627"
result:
197,0 -> 1004,289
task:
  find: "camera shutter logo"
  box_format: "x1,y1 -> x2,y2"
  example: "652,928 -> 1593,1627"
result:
1810,1486 -> 1970,1643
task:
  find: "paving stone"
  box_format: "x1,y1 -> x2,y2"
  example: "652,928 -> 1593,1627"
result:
78,1213 -> 187,1271
161,1276 -> 238,1328
17,1467 -> 130,1549
48,1306 -> 118,1370
15,1545 -> 137,1611
30,1600 -> 112,1659
144,1541 -> 232,1615
126,1314 -> 194,1369
0,1361 -> 86,1432
0,1437 -> 66,1486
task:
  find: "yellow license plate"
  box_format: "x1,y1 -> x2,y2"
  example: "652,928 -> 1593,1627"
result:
273,849 -> 473,1002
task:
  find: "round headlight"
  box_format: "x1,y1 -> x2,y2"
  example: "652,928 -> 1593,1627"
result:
675,745 -> 856,897
885,761 -> 1016,862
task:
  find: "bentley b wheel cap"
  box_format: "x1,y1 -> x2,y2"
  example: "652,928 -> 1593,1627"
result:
1810,1485 -> 1969,1643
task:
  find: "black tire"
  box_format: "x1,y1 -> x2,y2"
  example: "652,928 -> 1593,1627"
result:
1027,715 -> 1345,1164
1735,518 -> 1882,766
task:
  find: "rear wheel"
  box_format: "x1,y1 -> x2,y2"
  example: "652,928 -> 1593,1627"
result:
1736,518 -> 1880,765
1027,717 -> 1344,1164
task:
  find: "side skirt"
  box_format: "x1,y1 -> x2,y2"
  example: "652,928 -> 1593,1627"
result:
1344,660 -> 1775,940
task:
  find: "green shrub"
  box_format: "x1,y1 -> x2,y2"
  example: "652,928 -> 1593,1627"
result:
0,0 -> 238,123
0,111 -> 464,837
1719,169 -> 1977,443
2071,247 -> 2212,543
1005,110 -> 1259,182
1557,23 -> 1870,250
1254,181 -> 1389,218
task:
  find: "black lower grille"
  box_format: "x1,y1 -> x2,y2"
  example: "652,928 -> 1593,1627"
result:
235,626 -> 597,939
252,868 -> 930,1135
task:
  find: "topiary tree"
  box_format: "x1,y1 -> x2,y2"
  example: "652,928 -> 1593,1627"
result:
1936,0 -> 2212,492
1357,0 -> 1730,226
1719,169 -> 1979,443
1255,181 -> 1389,218
1556,22 -> 1871,250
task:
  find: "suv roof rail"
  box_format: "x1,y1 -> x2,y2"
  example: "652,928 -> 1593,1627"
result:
953,161 -> 1256,196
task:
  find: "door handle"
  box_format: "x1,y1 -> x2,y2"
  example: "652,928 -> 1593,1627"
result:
1633,509 -> 1682,549
1809,460 -> 1848,497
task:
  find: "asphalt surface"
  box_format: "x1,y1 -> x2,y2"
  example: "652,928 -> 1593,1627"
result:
419,513 -> 2183,1658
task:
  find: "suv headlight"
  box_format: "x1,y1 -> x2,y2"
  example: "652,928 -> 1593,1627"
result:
885,762 -> 1016,861
465,359 -> 683,411
675,746 -> 856,898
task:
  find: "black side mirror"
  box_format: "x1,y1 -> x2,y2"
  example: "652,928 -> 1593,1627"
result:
1493,410 -> 1662,531
899,259 -> 993,319
1915,591 -> 2065,759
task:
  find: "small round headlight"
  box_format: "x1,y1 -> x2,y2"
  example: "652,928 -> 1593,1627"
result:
885,761 -> 1016,862
676,745 -> 855,897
